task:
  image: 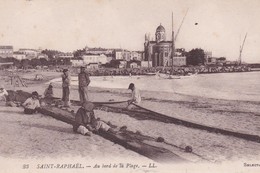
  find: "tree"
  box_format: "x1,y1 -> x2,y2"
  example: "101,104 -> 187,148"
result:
109,60 -> 121,68
0,57 -> 21,68
186,48 -> 205,66
30,59 -> 41,67
73,48 -> 86,58
21,59 -> 30,69
41,49 -> 61,60
218,57 -> 226,61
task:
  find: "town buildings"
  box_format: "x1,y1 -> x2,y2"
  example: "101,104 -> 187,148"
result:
13,48 -> 48,60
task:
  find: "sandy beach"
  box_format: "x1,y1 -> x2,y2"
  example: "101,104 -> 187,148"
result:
0,70 -> 260,173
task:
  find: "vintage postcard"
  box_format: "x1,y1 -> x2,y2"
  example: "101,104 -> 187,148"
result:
0,0 -> 259,173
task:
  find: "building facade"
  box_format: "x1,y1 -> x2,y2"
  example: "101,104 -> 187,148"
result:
18,49 -> 40,59
82,54 -> 108,65
13,52 -> 26,60
85,46 -> 114,55
0,46 -> 13,58
54,53 -> 73,59
130,51 -> 143,61
113,49 -> 125,60
144,24 -> 186,67
71,58 -> 84,67
172,56 -> 186,66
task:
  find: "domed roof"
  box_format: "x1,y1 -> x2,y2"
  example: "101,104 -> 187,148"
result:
156,24 -> 165,32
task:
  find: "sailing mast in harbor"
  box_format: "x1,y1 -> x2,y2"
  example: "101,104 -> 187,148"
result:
171,12 -> 175,68
238,33 -> 247,65
171,9 -> 189,67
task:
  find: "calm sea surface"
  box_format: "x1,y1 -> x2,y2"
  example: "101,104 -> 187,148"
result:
52,71 -> 260,102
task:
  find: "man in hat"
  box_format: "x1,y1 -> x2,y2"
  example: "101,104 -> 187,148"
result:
22,91 -> 40,114
73,101 -> 113,136
78,66 -> 90,104
127,83 -> 141,109
61,69 -> 71,107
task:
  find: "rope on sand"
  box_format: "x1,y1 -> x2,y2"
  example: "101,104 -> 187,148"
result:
39,97 -> 260,143
131,103 -> 260,143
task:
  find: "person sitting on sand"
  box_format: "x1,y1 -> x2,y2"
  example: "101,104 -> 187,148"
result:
22,91 -> 41,114
127,83 -> 141,110
44,83 -> 54,99
43,83 -> 53,104
73,102 -> 115,136
0,85 -> 8,102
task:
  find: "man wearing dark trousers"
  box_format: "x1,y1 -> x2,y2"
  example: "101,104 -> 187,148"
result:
78,66 -> 90,104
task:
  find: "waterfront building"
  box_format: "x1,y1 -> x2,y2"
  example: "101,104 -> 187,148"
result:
117,60 -> 127,68
54,52 -> 73,59
88,63 -> 99,69
206,56 -> 226,65
216,57 -> 227,65
13,52 -> 26,60
18,48 -> 41,59
204,51 -> 213,64
172,56 -> 186,66
127,61 -> 141,68
0,46 -> 13,58
71,58 -> 84,67
113,49 -> 125,60
130,51 -> 143,61
85,46 -> 114,55
144,24 -> 187,67
37,53 -> 48,60
82,54 -> 108,65
113,49 -> 143,61
141,61 -> 152,67
207,57 -> 217,65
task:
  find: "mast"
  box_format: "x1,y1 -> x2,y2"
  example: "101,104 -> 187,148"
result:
239,33 -> 247,65
172,12 -> 175,67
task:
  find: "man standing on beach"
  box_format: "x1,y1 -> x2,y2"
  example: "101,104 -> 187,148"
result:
61,69 -> 71,107
127,83 -> 141,109
78,66 -> 90,104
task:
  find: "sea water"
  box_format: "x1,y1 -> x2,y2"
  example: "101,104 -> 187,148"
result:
50,71 -> 260,102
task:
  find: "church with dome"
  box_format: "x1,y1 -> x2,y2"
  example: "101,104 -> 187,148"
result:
144,24 -> 186,67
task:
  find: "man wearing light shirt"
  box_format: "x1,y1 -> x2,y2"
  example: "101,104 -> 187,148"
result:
0,85 -> 8,102
127,83 -> 141,109
22,91 -> 40,114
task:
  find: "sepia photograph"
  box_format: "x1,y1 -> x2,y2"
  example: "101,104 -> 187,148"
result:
0,0 -> 259,173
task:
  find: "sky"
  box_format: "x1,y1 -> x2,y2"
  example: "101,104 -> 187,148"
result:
0,0 -> 260,63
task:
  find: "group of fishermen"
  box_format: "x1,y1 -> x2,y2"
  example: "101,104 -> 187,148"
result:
0,66 -> 142,136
